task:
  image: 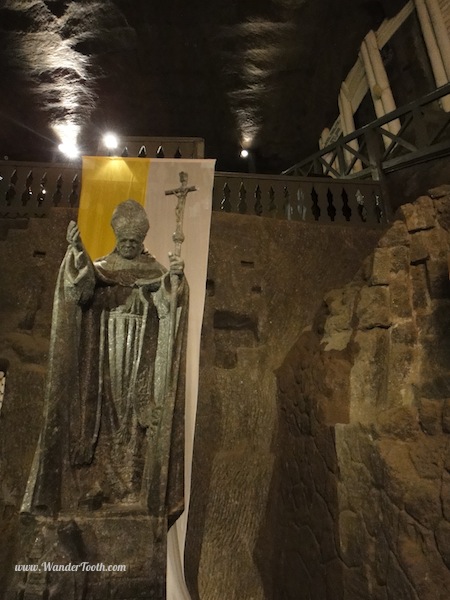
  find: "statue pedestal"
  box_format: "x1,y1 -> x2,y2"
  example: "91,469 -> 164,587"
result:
10,510 -> 167,600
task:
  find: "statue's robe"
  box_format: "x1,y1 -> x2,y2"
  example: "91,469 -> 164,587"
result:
23,243 -> 187,527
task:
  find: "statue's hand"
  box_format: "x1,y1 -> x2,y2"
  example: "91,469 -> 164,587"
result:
67,221 -> 83,251
134,278 -> 161,293
168,252 -> 184,277
134,278 -> 151,287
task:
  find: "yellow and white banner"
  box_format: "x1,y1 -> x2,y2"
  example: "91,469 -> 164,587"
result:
79,156 -> 216,599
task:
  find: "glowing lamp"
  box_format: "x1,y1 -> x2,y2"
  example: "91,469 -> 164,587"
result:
58,142 -> 80,159
103,133 -> 119,150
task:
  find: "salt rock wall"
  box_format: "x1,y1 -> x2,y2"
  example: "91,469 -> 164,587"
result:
185,212 -> 382,600
0,209 -> 77,594
273,186 -> 450,599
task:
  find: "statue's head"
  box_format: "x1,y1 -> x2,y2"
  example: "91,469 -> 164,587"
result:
111,200 -> 149,260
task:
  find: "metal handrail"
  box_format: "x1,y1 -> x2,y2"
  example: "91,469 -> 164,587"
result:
283,83 -> 450,178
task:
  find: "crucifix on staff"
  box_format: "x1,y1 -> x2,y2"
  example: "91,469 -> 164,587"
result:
164,171 -> 197,386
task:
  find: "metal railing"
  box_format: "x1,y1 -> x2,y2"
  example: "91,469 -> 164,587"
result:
283,83 -> 450,180
0,165 -> 386,228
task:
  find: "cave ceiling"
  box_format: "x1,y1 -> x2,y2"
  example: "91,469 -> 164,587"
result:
0,0 -> 408,172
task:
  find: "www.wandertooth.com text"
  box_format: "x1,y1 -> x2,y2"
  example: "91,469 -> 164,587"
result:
15,562 -> 127,573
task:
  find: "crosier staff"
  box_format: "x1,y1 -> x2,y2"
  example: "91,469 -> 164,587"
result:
149,171 -> 197,524
165,171 -> 197,387
149,171 -> 197,520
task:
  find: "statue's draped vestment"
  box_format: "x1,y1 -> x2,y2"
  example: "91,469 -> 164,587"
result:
23,243 -> 187,526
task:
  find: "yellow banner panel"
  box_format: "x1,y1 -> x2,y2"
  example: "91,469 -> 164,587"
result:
78,156 -> 150,260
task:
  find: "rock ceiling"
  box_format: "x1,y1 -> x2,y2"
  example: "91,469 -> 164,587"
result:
0,0 -> 408,172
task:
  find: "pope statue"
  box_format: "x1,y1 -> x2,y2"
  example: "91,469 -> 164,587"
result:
23,199 -> 188,529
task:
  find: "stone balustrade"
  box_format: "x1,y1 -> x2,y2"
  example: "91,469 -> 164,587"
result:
213,172 -> 385,225
0,162 -> 387,227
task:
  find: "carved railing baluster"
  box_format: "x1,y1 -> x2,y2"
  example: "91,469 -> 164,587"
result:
356,189 -> 367,222
53,175 -> 63,206
156,146 -> 165,158
326,188 -> 336,222
221,183 -> 231,212
341,188 -> 352,222
174,147 -> 182,158
6,170 -> 18,206
238,182 -> 247,214
268,186 -> 276,216
254,185 -> 263,216
284,187 -> 292,220
311,187 -> 320,221
138,146 -> 147,158
37,173 -> 48,207
69,174 -> 79,207
374,192 -> 384,224
121,147 -> 129,157
21,170 -> 33,206
297,188 -> 307,220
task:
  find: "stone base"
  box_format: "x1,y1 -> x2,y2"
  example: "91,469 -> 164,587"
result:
8,511 -> 167,600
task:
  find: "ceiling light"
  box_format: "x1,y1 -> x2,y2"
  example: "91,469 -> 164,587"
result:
103,132 -> 119,150
58,141 -> 79,159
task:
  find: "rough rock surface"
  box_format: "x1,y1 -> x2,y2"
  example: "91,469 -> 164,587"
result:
0,209 -> 76,594
185,213 -> 382,599
271,188 -> 450,598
